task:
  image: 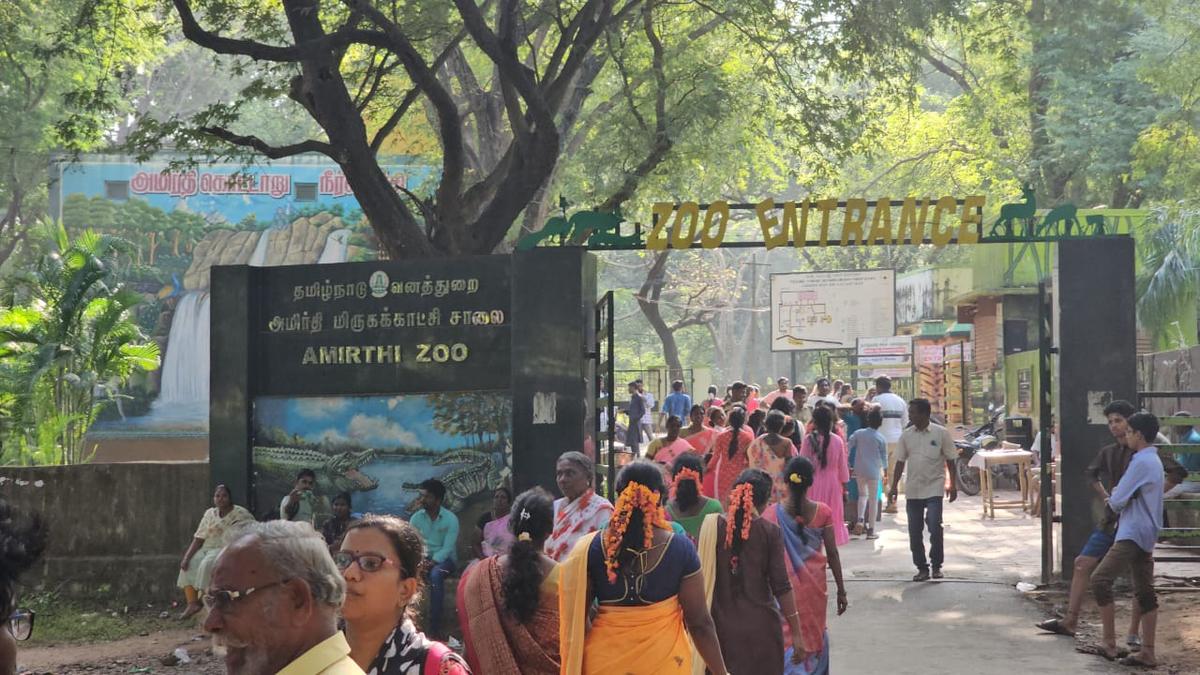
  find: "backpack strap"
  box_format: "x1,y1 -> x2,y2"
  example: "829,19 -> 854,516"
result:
423,641 -> 469,675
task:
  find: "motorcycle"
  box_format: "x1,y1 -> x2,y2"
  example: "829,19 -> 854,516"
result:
953,406 -> 1005,497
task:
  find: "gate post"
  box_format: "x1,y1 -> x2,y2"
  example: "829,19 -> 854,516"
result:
510,248 -> 598,495
1055,238 -> 1137,578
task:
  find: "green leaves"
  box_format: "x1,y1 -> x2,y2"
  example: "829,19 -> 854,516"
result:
1135,205 -> 1200,348
0,224 -> 159,464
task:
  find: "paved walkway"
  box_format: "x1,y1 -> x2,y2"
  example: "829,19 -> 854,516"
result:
828,492 -> 1120,674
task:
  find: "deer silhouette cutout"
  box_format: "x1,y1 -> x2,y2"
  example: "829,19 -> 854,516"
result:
1084,214 -> 1107,235
990,184 -> 1036,238
1037,203 -> 1079,237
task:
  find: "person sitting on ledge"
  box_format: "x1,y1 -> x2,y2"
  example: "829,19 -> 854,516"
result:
177,483 -> 255,620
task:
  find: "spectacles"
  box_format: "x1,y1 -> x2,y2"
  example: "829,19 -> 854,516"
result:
334,551 -> 398,574
202,579 -> 291,612
8,609 -> 34,641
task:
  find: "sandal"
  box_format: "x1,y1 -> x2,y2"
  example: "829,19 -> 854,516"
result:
1035,618 -> 1075,637
1075,644 -> 1129,661
1118,654 -> 1156,668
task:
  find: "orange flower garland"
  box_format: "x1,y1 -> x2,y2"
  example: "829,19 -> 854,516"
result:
670,467 -> 702,500
724,482 -> 758,574
603,481 -> 671,583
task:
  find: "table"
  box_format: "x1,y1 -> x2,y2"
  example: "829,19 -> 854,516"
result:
968,448 -> 1034,519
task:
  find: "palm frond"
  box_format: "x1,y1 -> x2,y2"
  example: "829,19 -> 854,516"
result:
1135,206 -> 1200,342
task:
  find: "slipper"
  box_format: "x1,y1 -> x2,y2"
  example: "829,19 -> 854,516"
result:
1118,654 -> 1156,668
1035,618 -> 1075,637
1075,644 -> 1129,661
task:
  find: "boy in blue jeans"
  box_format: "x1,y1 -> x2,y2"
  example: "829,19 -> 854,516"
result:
1090,412 -> 1163,667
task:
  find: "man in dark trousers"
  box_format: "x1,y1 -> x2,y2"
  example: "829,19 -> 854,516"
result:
625,380 -> 647,457
889,398 -> 957,581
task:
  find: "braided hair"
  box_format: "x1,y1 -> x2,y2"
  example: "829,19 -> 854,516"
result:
502,488 -> 554,624
726,406 -> 747,459
809,405 -> 834,469
783,455 -> 816,545
670,452 -> 704,512
604,461 -> 671,582
724,469 -> 772,583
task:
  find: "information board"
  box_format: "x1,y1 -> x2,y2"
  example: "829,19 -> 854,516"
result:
770,270 -> 896,351
857,336 -> 912,379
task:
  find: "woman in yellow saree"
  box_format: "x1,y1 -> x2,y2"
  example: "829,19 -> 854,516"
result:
558,461 -> 729,675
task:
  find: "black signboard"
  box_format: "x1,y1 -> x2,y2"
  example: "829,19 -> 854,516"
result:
253,256 -> 511,396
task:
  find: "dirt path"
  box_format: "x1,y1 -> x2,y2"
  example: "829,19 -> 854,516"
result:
19,628 -> 221,674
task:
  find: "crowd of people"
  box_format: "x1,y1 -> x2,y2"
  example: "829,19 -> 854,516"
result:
0,375 -> 1182,675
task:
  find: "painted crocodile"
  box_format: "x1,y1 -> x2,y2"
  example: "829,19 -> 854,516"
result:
402,441 -> 510,511
254,446 -> 380,495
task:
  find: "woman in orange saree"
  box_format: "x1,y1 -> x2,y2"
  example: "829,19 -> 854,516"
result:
706,406 -> 754,507
558,461 -> 729,675
459,488 -> 559,675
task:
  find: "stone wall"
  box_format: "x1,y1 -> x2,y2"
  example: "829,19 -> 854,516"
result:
0,462 -> 209,601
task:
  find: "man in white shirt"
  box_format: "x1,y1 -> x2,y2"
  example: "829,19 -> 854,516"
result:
873,376 -> 909,513
636,380 -> 656,439
889,397 -> 957,581
813,377 -> 840,407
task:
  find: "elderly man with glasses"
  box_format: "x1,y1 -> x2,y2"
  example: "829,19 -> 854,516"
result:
203,520 -> 364,675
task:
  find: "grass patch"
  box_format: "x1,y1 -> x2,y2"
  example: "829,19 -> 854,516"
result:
21,591 -> 184,646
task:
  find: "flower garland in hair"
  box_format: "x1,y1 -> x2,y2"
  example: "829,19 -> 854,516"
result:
670,467 -> 702,500
603,481 -> 671,583
724,482 -> 757,575
789,472 -> 808,527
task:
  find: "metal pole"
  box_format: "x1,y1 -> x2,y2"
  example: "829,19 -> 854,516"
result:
960,341 -> 968,426
749,254 -> 758,372
1038,280 -> 1054,585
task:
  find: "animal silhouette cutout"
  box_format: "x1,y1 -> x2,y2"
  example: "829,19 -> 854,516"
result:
1037,203 -> 1079,236
990,184 -> 1037,238
516,209 -> 639,250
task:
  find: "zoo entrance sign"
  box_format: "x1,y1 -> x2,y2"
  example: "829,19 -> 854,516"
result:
255,257 -> 512,395
646,197 -> 987,249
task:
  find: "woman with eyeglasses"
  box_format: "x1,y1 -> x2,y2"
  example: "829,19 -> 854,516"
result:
457,487 -> 559,674
0,499 -> 46,675
337,515 -> 471,674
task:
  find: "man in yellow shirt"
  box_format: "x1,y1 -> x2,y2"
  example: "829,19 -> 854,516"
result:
203,521 -> 364,674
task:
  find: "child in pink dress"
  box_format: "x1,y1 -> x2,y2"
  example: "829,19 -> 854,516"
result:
799,405 -> 851,545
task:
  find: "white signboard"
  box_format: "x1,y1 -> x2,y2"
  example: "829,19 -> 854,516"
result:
857,336 -> 912,379
770,270 -> 896,351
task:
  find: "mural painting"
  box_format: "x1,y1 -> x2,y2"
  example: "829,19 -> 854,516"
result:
251,393 -> 512,528
57,156 -> 434,440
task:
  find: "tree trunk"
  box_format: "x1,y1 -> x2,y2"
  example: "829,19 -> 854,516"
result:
281,0 -> 439,260
636,251 -> 686,379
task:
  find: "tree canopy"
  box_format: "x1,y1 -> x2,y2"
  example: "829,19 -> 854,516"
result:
110,0 -> 969,260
